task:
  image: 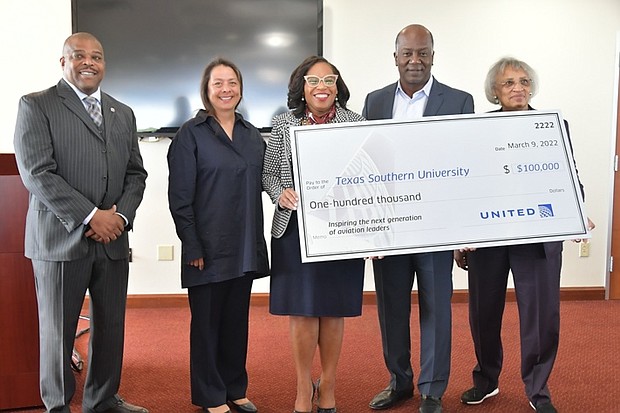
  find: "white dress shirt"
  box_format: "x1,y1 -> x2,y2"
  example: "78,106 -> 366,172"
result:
392,77 -> 433,120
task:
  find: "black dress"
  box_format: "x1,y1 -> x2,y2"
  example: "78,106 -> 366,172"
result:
269,211 -> 364,317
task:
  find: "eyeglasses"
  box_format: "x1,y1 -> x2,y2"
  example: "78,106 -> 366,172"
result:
304,75 -> 338,87
499,78 -> 532,90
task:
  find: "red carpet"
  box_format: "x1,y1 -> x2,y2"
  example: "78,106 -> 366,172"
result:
8,300 -> 620,412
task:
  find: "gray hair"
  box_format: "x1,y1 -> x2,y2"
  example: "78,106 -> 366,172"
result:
484,57 -> 539,104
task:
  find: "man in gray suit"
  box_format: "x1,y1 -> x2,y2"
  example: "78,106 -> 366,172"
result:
363,24 -> 474,413
13,32 -> 148,413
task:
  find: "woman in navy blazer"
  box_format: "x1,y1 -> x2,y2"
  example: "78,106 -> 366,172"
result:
168,58 -> 269,413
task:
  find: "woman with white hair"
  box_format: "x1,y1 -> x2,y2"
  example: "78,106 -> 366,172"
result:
455,57 -> 593,413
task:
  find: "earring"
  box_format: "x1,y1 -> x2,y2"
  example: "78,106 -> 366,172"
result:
529,92 -> 533,96
335,95 -> 339,101
494,96 -> 499,104
301,96 -> 305,102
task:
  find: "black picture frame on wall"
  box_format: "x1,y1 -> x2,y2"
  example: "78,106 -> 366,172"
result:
72,0 -> 323,136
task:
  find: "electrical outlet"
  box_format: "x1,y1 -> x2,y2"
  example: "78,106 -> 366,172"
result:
157,245 -> 174,261
579,241 -> 590,258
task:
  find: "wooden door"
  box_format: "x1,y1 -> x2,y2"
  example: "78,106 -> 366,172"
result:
0,154 -> 43,409
610,67 -> 620,299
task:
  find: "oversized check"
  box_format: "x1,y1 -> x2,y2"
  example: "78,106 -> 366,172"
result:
290,111 -> 589,263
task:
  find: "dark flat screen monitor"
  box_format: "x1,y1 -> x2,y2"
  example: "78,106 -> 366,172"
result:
72,0 -> 323,134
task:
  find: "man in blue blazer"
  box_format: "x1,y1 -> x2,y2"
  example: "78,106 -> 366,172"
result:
13,33 -> 148,413
363,24 -> 474,413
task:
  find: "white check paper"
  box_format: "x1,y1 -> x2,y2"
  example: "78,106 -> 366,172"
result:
290,111 -> 589,262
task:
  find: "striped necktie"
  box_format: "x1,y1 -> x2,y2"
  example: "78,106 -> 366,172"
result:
83,96 -> 102,127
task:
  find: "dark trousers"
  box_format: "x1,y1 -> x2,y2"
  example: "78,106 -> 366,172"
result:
373,251 -> 453,397
33,242 -> 129,413
467,243 -> 561,406
188,276 -> 253,408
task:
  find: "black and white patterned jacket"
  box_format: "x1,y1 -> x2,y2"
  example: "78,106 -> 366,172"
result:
262,107 -> 365,238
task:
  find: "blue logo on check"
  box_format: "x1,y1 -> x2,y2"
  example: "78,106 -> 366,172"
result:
538,204 -> 554,218
479,204 -> 554,220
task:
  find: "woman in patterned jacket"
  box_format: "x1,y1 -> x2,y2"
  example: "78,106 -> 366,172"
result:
262,56 -> 365,413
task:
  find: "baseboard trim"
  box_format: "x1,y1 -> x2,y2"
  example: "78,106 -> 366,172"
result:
118,287 -> 606,309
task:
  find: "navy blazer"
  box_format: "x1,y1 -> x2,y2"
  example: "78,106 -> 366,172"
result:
168,111 -> 269,287
362,77 -> 474,120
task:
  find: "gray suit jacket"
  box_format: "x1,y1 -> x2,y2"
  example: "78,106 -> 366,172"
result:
362,77 -> 474,119
14,79 -> 147,261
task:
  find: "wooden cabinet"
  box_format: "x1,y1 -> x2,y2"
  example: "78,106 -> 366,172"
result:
0,153 -> 42,410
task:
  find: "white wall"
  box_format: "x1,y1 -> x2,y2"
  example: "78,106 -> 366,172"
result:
1,0 -> 619,294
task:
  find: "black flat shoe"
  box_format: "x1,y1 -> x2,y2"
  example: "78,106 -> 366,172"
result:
229,400 -> 257,413
204,408 -> 231,413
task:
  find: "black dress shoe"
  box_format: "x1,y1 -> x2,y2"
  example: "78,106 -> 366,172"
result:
317,408 -> 337,413
229,399 -> 258,413
419,395 -> 442,413
530,401 -> 558,413
102,399 -> 149,413
369,387 -> 414,410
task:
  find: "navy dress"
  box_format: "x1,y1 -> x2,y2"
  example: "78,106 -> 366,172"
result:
270,212 -> 364,317
263,109 -> 366,318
